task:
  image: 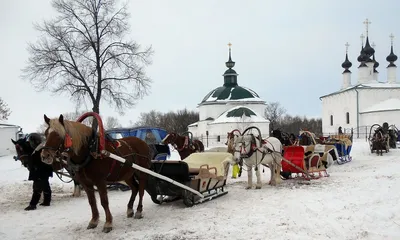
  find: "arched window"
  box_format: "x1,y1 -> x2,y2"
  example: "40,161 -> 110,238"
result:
217,135 -> 220,142
346,112 -> 350,124
330,115 -> 334,126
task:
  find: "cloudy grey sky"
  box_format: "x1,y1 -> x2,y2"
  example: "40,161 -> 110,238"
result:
1,0 -> 399,133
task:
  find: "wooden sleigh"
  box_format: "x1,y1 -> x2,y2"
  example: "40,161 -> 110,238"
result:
147,152 -> 232,207
281,145 -> 333,180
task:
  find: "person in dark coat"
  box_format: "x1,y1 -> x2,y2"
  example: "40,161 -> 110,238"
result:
12,133 -> 53,210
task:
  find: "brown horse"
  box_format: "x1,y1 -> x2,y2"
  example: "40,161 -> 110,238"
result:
161,132 -> 204,160
40,114 -> 152,233
225,129 -> 242,154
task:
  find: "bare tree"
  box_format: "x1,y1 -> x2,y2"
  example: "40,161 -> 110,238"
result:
264,102 -> 286,132
104,116 -> 121,130
0,97 -> 11,121
235,116 -> 252,133
21,0 -> 153,116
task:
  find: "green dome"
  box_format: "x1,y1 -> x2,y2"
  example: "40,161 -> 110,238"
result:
201,86 -> 262,103
226,107 -> 256,117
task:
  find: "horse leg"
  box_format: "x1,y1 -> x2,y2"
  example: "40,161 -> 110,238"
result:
81,182 -> 99,229
269,162 -> 277,186
124,176 -> 139,218
255,166 -> 262,189
95,181 -> 113,233
72,180 -> 81,197
246,166 -> 253,189
134,172 -> 147,219
275,161 -> 282,184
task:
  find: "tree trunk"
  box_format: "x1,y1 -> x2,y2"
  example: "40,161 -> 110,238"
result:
91,103 -> 100,131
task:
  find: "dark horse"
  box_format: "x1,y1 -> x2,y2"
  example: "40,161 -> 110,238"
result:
40,114 -> 153,233
161,132 -> 204,160
11,133 -> 81,199
372,128 -> 388,156
11,133 -> 53,210
271,129 -> 296,147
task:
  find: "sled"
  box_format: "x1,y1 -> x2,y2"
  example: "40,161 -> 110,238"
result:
147,152 -> 231,207
281,145 -> 329,180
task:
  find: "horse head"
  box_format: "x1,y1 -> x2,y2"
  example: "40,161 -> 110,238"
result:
232,134 -> 259,163
161,132 -> 186,150
11,137 -> 31,167
225,129 -> 241,146
41,114 -> 92,165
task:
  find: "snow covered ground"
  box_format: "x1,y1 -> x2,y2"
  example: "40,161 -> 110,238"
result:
0,140 -> 399,240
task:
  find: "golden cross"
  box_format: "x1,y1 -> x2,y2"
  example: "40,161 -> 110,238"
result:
390,33 -> 395,45
363,18 -> 371,36
228,42 -> 232,48
345,42 -> 350,53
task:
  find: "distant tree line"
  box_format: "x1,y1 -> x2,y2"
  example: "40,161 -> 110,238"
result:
0,97 -> 11,120
134,102 -> 322,136
131,108 -> 199,133
264,102 -> 322,135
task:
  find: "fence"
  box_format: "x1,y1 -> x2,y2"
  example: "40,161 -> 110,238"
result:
324,125 -> 398,142
193,134 -> 270,148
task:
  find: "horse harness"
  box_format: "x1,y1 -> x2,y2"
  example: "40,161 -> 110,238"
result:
235,134 -> 278,171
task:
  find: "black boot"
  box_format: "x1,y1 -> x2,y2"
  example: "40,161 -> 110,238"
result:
24,205 -> 37,211
26,191 -> 41,210
40,191 -> 51,206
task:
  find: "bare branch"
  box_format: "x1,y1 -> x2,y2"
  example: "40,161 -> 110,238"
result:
21,0 -> 153,115
0,97 -> 11,120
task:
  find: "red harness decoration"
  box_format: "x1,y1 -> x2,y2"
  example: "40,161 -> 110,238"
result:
106,140 -> 120,177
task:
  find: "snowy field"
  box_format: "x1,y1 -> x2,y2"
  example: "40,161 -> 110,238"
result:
0,140 -> 400,240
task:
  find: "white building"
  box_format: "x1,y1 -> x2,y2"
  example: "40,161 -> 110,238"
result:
320,20 -> 400,138
0,123 -> 22,157
188,45 -> 269,146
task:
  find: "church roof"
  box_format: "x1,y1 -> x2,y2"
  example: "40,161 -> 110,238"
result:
319,82 -> 400,99
199,44 -> 265,105
210,106 -> 269,124
201,85 -> 264,103
360,98 -> 400,113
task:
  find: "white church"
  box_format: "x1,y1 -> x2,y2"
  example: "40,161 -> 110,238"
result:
320,19 -> 400,138
188,45 -> 269,146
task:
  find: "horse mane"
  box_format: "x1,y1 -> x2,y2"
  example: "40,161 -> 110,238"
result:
49,118 -> 93,155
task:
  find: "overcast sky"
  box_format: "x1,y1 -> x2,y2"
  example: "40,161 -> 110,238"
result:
1,0 -> 399,133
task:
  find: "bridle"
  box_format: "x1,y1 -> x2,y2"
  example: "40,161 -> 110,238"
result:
13,144 -> 31,166
42,127 -> 74,165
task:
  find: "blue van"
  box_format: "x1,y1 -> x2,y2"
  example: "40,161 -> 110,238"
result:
106,126 -> 169,160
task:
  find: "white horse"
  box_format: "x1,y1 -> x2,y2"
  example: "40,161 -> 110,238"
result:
233,135 -> 283,189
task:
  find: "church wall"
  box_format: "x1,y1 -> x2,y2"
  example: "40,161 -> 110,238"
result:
358,88 -> 400,112
199,102 -> 266,121
321,87 -> 400,137
321,90 -> 357,135
360,110 -> 400,127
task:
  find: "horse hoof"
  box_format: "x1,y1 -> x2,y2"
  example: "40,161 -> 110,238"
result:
245,186 -> 252,190
87,222 -> 98,229
256,186 -> 262,189
102,226 -> 112,233
134,212 -> 143,219
127,211 -> 134,218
